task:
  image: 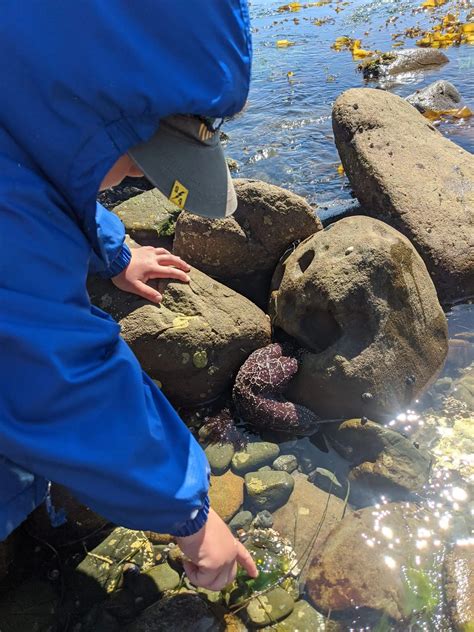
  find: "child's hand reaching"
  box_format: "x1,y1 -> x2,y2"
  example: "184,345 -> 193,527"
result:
112,246 -> 190,302
176,508 -> 259,591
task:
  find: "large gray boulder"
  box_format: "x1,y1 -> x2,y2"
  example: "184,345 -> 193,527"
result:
332,88 -> 474,303
89,268 -> 271,406
269,216 -> 448,420
173,179 -> 322,307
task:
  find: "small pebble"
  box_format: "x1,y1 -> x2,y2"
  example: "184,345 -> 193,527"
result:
345,246 -> 354,255
252,510 -> 274,529
273,454 -> 298,473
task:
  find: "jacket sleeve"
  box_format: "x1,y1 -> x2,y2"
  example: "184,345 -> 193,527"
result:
88,203 -> 132,278
0,194 -> 210,536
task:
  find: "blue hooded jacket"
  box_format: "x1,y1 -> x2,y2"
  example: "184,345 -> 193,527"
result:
0,1 -> 251,540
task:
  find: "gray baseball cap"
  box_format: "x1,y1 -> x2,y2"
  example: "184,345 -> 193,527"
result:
128,115 -> 237,218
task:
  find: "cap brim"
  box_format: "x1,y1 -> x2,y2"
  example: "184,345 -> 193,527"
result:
128,123 -> 237,219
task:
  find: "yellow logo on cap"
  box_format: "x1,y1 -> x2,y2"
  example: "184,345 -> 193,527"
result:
169,180 -> 189,209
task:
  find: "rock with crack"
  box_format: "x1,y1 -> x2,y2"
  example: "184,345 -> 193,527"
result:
269,216 -> 448,420
88,267 -> 271,406
233,343 -> 323,435
359,48 -> 448,81
332,88 -> 474,303
173,179 -> 322,308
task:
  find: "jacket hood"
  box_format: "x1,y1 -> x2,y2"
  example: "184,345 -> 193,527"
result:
0,1 -> 251,230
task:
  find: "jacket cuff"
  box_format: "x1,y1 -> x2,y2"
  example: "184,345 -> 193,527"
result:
170,495 -> 210,538
107,243 -> 132,278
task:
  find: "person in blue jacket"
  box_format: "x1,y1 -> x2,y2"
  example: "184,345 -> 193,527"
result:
0,1 -> 257,590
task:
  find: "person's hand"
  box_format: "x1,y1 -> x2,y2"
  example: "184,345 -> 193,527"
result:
112,246 -> 190,302
176,508 -> 258,591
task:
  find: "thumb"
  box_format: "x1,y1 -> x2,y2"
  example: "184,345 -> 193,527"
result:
130,280 -> 162,303
183,559 -> 201,585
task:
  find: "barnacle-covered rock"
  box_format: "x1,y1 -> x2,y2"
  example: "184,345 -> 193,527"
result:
233,343 -> 322,436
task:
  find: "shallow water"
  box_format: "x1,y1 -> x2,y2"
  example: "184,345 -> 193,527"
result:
223,1 -> 473,629
225,0 -> 474,221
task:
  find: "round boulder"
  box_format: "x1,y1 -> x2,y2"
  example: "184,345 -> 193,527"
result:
360,48 -> 449,80
173,179 -> 322,307
406,80 -> 462,115
269,216 -> 448,420
89,267 -> 271,406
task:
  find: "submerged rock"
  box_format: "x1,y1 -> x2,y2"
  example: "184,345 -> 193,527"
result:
406,80 -> 462,115
88,267 -> 271,406
270,216 -> 448,420
173,179 -> 322,308
233,344 -> 323,435
332,88 -> 474,303
444,540 -> 474,632
359,48 -> 448,80
245,586 -> 295,627
125,592 -> 221,632
205,442 -> 235,475
306,502 -> 440,621
232,442 -> 280,475
245,471 -> 295,512
272,454 -> 298,473
272,473 -> 348,573
209,470 -> 244,522
327,418 -> 432,500
264,599 -> 330,631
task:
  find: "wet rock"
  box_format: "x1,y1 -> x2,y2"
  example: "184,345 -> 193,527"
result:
26,483 -> 110,546
306,502 -> 438,620
270,216 -> 448,420
360,48 -> 448,80
232,442 -> 280,475
229,510 -> 254,533
73,527 -> 155,610
174,179 -> 322,308
88,267 -> 271,406
245,586 -> 295,627
113,188 -> 180,246
245,471 -> 295,513
264,599 -> 329,631
333,88 -> 474,303
273,454 -> 298,473
233,344 -> 322,435
126,592 -> 221,632
98,176 -> 153,210
205,443 -> 235,475
223,613 -> 248,631
129,563 -> 181,602
406,80 -> 462,115
430,415 -> 473,482
280,437 -> 322,474
252,510 -> 274,529
327,418 -> 431,499
444,541 -> 474,632
272,473 -> 348,570
0,580 -> 58,632
446,338 -> 474,370
452,366 -> 474,410
209,470 -> 244,522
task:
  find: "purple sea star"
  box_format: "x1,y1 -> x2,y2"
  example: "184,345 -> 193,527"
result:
232,343 -> 322,436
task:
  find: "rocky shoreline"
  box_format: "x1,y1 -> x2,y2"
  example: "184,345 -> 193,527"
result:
1,55 -> 473,632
